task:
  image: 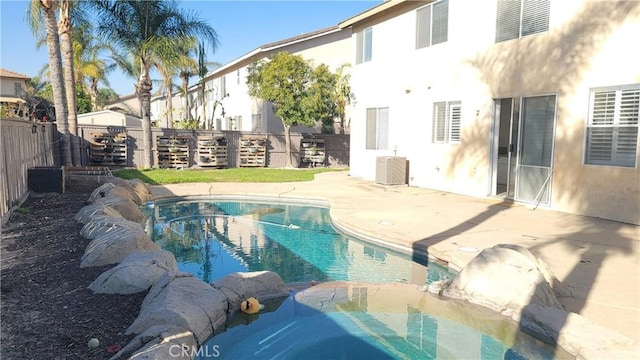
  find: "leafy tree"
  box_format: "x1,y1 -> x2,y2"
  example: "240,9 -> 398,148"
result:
334,64 -> 351,134
247,52 -> 315,168
94,0 -> 219,169
304,64 -> 338,133
95,88 -> 119,110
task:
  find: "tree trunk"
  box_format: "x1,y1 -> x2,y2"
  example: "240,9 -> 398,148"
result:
284,123 -> 293,168
90,79 -> 98,112
43,2 -> 72,167
58,2 -> 81,165
138,72 -> 153,169
165,88 -> 173,128
200,85 -> 206,129
181,75 -> 189,121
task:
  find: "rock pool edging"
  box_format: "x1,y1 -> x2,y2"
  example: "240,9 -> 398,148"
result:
77,182 -> 290,359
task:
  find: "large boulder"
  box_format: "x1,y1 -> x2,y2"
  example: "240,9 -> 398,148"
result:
88,250 -> 178,294
211,271 -> 290,317
126,272 -> 229,344
80,215 -> 144,240
92,195 -> 145,223
80,228 -> 159,268
74,203 -> 123,224
110,325 -> 196,360
437,244 -> 563,316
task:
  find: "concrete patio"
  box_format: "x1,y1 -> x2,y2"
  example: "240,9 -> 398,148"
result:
149,170 -> 640,346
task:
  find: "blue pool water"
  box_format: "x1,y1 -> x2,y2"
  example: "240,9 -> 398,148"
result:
142,198 -> 453,285
142,198 -> 562,360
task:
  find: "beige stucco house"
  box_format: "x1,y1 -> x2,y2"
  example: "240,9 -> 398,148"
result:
77,109 -> 141,127
151,26 -> 352,133
340,0 -> 639,224
0,68 -> 29,119
104,93 -> 141,118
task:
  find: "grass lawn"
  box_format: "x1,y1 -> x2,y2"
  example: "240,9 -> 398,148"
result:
112,167 -> 347,185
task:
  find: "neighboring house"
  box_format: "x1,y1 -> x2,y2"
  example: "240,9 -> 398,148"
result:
104,93 -> 141,118
0,68 -> 29,119
77,109 -> 142,127
339,0 -> 639,224
151,26 -> 352,133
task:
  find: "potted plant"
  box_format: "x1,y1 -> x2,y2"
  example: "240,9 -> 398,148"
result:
308,144 -> 318,155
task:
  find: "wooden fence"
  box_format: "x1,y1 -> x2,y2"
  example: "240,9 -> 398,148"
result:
78,126 -> 350,169
1,119 -> 57,221
0,121 -> 349,222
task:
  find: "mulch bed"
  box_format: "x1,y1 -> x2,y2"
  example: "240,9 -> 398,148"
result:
1,192 -> 147,360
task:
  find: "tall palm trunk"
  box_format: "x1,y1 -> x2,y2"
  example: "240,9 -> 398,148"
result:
42,0 -> 71,166
90,78 -> 99,112
58,0 -> 80,165
137,70 -> 153,169
163,74 -> 174,128
181,74 -> 189,120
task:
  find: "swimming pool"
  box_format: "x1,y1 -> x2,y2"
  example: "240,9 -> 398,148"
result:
142,198 -> 453,285
142,198 -> 566,360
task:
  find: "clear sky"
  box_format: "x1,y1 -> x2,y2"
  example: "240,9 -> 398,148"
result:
0,0 -> 379,96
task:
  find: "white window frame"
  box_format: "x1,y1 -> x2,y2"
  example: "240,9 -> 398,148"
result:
495,0 -> 550,43
585,84 -> 639,168
366,107 -> 389,150
356,27 -> 373,64
433,101 -> 462,143
416,0 -> 449,49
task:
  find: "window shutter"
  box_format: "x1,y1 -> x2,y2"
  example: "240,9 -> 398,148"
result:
496,0 -> 521,42
587,128 -> 614,163
619,89 -> 640,125
432,0 -> 449,45
448,103 -> 461,142
366,108 -> 377,149
433,102 -> 447,143
416,6 -> 432,49
378,107 -> 389,150
591,91 -> 616,125
522,0 -> 550,37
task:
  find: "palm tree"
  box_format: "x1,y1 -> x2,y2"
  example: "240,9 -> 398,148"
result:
58,0 -> 81,165
155,36 -> 198,128
94,0 -> 219,169
73,24 -> 118,112
28,0 -> 72,166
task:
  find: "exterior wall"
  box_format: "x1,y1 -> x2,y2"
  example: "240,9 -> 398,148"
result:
105,93 -> 141,117
77,110 -> 141,127
347,0 -> 640,224
172,28 -> 352,134
0,77 -> 26,97
0,71 -> 29,119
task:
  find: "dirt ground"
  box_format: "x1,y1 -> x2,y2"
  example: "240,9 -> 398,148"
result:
1,192 -> 147,360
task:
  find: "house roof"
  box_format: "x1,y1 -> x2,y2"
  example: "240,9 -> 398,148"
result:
338,0 -> 408,28
0,68 -> 31,80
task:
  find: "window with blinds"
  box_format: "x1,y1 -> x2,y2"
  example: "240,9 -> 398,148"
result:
586,85 -> 639,167
356,27 -> 373,64
433,101 -> 462,143
416,0 -> 449,49
366,107 -> 389,150
496,0 -> 550,42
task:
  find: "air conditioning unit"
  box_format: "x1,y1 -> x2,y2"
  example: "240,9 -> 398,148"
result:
376,156 -> 407,185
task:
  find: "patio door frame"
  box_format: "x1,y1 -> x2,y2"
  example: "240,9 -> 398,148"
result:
490,94 -> 557,206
